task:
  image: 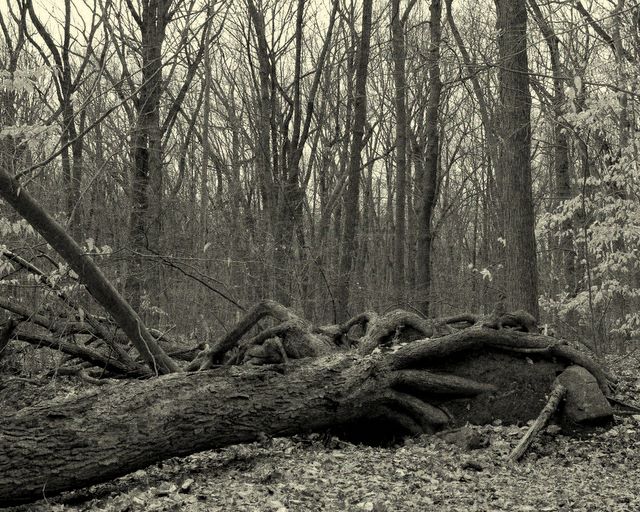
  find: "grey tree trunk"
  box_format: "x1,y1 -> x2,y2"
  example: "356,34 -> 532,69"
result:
416,0 -> 442,317
336,0 -> 374,321
126,0 -> 170,311
391,0 -> 408,301
494,0 -> 539,316
199,17 -> 212,247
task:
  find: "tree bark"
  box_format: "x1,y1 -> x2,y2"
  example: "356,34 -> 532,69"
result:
391,0 -> 408,301
494,0 -> 539,316
0,325 -> 611,506
0,354 -> 368,506
335,0 -> 374,321
416,0 -> 442,316
199,15 -> 212,247
125,0 -> 171,311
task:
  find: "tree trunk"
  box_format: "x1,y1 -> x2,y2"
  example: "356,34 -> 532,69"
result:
494,0 -> 539,316
125,0 -> 169,312
416,0 -> 442,316
391,0 -> 408,302
335,0 -> 374,321
0,169 -> 179,374
528,0 -> 575,293
0,354 -> 368,506
199,19 -> 212,247
0,325 -> 611,506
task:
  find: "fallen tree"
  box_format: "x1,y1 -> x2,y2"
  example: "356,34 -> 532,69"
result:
0,325 -> 615,506
0,165 -> 618,506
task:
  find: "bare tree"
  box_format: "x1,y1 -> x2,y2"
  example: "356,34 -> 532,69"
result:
416,0 -> 442,316
335,0 -> 374,320
24,0 -> 105,239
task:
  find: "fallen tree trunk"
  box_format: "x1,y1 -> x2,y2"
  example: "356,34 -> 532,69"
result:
0,326 -> 613,506
0,353 -> 377,505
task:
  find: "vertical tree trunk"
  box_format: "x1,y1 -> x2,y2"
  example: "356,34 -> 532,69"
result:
528,0 -> 575,294
409,131 -> 423,292
200,21 -> 212,247
126,0 -> 169,312
335,0 -> 374,321
416,0 -> 442,317
391,0 -> 408,302
494,0 -> 539,317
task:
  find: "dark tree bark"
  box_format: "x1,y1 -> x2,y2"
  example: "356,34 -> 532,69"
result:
416,0 -> 442,316
336,0 -> 374,320
125,0 -> 170,311
0,324 -> 612,506
391,0 -> 409,300
123,0 -> 208,310
494,0 -> 539,316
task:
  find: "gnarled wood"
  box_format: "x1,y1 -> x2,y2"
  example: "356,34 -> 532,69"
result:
0,324 -> 613,506
189,300 -> 339,370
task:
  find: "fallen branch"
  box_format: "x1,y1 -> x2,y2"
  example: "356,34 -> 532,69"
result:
508,382 -> 566,462
13,329 -> 147,376
0,251 -> 142,370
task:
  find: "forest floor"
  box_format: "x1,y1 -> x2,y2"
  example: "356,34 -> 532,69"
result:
6,354 -> 640,512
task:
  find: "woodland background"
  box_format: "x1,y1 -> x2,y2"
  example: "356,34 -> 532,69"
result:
1,0 -> 639,356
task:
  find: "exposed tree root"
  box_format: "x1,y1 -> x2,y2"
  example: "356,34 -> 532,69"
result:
1,292 -> 617,421
0,320 -> 615,505
187,300 -> 342,370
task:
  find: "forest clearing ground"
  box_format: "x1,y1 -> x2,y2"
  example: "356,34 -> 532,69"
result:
6,355 -> 640,512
